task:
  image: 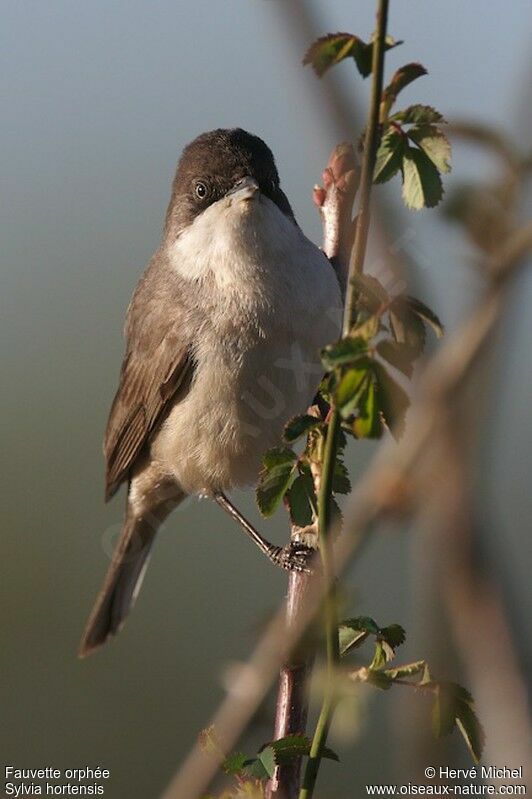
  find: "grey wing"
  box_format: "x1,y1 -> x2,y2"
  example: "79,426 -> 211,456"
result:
103,274 -> 194,500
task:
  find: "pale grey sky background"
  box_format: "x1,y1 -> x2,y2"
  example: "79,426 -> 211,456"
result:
2,2 -> 531,797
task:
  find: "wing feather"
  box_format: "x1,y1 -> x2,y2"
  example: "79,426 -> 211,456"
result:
103,264 -> 195,500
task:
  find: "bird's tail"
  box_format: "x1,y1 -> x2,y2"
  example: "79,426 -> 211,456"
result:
78,498 -> 179,658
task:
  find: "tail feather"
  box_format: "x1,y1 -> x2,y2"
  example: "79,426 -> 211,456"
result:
78,513 -> 157,658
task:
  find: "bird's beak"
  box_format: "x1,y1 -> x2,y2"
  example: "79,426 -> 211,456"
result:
226,176 -> 260,200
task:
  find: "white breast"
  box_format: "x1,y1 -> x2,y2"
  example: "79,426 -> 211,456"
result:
153,193 -> 341,494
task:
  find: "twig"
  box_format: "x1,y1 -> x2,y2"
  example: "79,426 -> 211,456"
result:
299,3 -> 390,797
344,0 -> 390,332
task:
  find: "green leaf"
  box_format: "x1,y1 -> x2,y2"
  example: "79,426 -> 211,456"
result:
335,368 -> 370,418
365,669 -> 394,690
374,130 -> 405,184
376,339 -> 416,378
392,104 -> 445,125
270,734 -> 339,764
382,62 -> 427,106
384,660 -> 427,680
353,376 -> 383,439
284,414 -> 322,443
321,336 -> 368,370
389,299 -> 426,356
401,144 -> 443,210
256,447 -> 297,516
339,616 -> 381,656
303,32 -> 401,79
350,273 -> 390,311
373,363 -> 410,438
222,751 -> 248,775
380,624 -> 406,649
431,683 -> 485,763
287,472 -> 315,527
370,640 -> 395,669
351,312 -> 381,340
332,457 -> 351,495
432,683 -> 463,738
407,125 -> 451,174
339,627 -> 370,656
405,296 -> 445,338
456,699 -> 485,764
243,747 -> 277,780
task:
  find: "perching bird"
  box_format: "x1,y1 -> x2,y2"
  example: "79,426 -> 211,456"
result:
79,128 -> 341,657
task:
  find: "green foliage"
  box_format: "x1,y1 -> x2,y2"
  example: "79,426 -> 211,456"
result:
374,130 -> 404,184
256,447 -> 297,516
303,32 -> 401,78
391,104 -> 444,125
401,145 -> 443,209
284,414 -> 322,443
342,617 -> 484,764
382,62 -> 427,106
218,735 -> 339,788
287,467 -> 316,527
431,683 -> 485,763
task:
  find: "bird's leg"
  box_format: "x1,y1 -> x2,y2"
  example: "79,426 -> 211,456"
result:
213,492 -> 315,574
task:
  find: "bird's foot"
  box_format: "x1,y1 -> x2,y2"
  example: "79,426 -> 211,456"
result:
267,542 -> 317,574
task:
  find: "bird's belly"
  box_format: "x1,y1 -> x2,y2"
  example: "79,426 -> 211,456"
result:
152,328 -> 327,494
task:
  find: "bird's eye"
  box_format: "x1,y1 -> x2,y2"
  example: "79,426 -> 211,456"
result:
195,181 -> 208,199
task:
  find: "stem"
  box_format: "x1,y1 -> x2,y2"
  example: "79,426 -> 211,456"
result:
343,0 -> 390,333
300,3 -> 390,797
299,410 -> 341,799
266,569 -> 314,799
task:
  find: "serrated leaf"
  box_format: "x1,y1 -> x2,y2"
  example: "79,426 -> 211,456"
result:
269,734 -> 339,764
389,299 -> 426,357
401,145 -> 443,210
432,683 -> 457,739
335,368 -> 369,418
373,363 -> 410,438
332,458 -> 351,495
380,624 -> 406,649
339,621 -> 372,656
392,104 -> 445,125
352,313 -> 381,341
374,130 -> 405,184
408,125 -> 451,174
353,376 -> 383,439
405,296 -> 445,338
370,640 -> 395,669
376,339 -> 415,378
321,336 -> 368,370
431,683 -> 485,763
256,447 -> 297,517
456,699 -> 485,764
384,660 -> 427,680
284,414 -> 322,443
339,616 -> 380,657
382,62 -> 427,106
303,32 -> 401,79
351,273 -> 390,311
222,751 -> 248,775
243,746 -> 276,780
287,473 -> 314,527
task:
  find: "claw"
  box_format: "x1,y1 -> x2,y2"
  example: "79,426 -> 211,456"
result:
268,542 -> 317,574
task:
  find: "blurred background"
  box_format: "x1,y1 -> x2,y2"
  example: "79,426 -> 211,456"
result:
2,1 -> 531,796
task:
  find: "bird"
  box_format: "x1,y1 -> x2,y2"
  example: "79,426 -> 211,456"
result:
79,128 -> 341,657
